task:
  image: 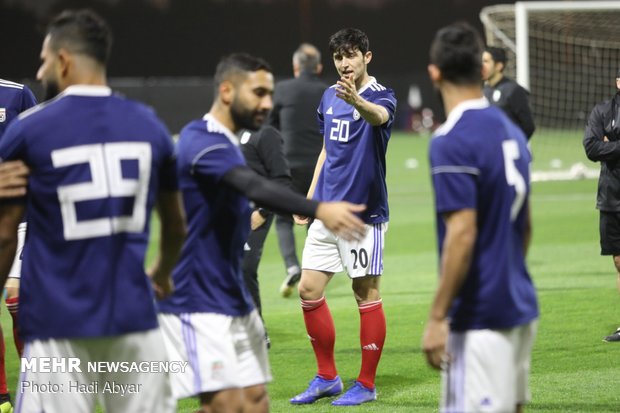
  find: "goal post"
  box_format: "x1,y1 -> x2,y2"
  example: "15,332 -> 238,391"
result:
480,1 -> 620,180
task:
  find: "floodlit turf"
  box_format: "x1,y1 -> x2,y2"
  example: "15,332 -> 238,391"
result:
3,132 -> 620,412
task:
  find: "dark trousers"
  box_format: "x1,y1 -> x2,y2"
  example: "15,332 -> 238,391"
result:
242,215 -> 274,316
275,165 -> 315,273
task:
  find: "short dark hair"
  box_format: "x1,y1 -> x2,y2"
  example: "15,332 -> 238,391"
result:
429,22 -> 484,85
213,53 -> 272,95
328,28 -> 369,55
485,46 -> 507,66
47,9 -> 112,65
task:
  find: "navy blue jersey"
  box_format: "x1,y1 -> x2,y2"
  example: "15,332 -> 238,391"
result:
430,98 -> 538,331
315,77 -> 396,223
0,79 -> 37,137
157,114 -> 255,316
0,85 -> 177,340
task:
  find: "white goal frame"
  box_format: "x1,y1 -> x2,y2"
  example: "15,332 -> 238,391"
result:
480,1 -> 620,90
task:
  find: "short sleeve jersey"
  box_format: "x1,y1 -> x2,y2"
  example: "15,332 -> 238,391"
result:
157,114 -> 255,316
0,85 -> 177,341
314,77 -> 396,223
429,98 -> 538,331
0,79 -> 37,137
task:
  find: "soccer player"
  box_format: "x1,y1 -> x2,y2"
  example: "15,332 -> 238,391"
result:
156,53 -> 366,413
290,28 -> 396,406
0,78 -> 37,412
422,22 -> 539,413
482,46 -> 536,140
267,43 -> 328,298
0,10 -> 185,413
583,68 -> 620,342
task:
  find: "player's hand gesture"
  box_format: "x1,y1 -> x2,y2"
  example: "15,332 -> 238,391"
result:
422,318 -> 450,370
315,202 -> 366,241
0,160 -> 29,198
335,74 -> 360,106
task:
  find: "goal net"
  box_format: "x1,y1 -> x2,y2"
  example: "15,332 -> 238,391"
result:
480,1 -> 620,181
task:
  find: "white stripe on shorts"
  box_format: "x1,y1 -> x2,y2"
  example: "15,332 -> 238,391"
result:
181,314 -> 201,394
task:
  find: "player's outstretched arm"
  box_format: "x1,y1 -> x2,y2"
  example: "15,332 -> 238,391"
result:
0,203 -> 25,288
223,165 -> 366,240
0,160 -> 29,198
422,208 -> 477,370
149,190 -> 186,299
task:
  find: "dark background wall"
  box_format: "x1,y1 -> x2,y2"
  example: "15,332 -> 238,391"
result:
0,0 -> 560,132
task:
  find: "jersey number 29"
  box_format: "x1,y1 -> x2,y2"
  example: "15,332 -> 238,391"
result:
51,142 -> 152,240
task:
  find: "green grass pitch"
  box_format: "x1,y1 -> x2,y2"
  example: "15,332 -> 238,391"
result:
2,132 -> 619,412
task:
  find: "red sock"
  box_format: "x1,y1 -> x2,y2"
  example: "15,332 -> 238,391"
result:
357,300 -> 386,389
0,324 -> 7,395
6,297 -> 23,357
301,297 -> 337,380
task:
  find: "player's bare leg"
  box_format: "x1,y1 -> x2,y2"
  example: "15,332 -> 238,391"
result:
242,384 -> 268,413
199,389 -> 243,413
5,278 -> 22,356
604,256 -> 620,342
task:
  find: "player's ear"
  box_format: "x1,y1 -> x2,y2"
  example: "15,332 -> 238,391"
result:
219,80 -> 234,105
364,51 -> 372,65
56,48 -> 71,80
428,64 -> 441,84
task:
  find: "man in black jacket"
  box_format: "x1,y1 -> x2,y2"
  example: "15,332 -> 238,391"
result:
267,43 -> 328,297
483,46 -> 536,140
583,68 -> 620,342
238,125 -> 291,325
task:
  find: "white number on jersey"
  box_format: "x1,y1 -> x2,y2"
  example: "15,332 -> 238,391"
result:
329,119 -> 350,142
502,140 -> 526,221
51,142 -> 152,240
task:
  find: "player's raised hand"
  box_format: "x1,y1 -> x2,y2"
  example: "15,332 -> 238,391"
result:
335,74 -> 359,106
422,318 -> 450,370
0,160 -> 30,198
315,202 -> 366,241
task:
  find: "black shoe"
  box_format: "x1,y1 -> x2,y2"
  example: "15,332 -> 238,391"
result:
603,327 -> 620,342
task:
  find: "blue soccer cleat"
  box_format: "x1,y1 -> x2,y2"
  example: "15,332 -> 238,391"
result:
290,375 -> 343,404
331,381 -> 377,406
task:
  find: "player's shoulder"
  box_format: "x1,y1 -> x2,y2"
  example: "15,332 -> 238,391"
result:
180,114 -> 238,148
0,78 -> 27,92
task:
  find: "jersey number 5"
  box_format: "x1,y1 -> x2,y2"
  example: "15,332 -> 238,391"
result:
502,140 -> 526,221
51,142 -> 152,241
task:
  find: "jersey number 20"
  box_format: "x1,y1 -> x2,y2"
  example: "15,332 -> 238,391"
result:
51,142 -> 152,240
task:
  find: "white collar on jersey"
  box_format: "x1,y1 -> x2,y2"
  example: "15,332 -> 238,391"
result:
202,113 -> 240,146
62,85 -> 112,97
357,76 -> 377,94
433,97 -> 489,137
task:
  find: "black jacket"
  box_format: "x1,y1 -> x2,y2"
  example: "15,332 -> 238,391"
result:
267,72 -> 327,168
484,76 -> 536,139
583,92 -> 620,211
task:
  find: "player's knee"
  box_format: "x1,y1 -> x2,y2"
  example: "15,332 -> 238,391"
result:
614,255 -> 620,272
243,384 -> 269,413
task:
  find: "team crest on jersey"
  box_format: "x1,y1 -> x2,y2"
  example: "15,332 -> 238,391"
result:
353,109 -> 360,120
492,90 -> 501,102
0,108 -> 5,123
